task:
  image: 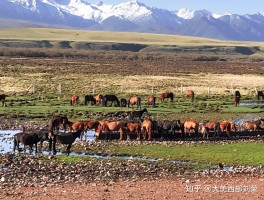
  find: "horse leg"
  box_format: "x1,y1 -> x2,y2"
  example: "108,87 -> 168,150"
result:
13,138 -> 17,152
66,144 -> 72,156
53,138 -> 57,155
35,142 -> 38,153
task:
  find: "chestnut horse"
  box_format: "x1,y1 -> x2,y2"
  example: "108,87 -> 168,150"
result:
67,120 -> 85,140
183,120 -> 199,137
242,119 -> 264,131
126,122 -> 141,140
220,121 -> 237,137
141,119 -> 153,140
201,121 -> 220,138
146,96 -> 156,107
49,130 -> 82,155
160,92 -> 173,102
95,120 -> 127,140
185,90 -> 194,101
70,95 -> 79,106
127,96 -> 141,109
93,94 -> 103,106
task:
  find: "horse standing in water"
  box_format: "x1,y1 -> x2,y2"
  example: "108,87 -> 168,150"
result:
183,120 -> 199,138
49,129 -> 82,155
242,119 -> 264,131
185,90 -> 194,101
70,95 -> 79,106
200,121 -> 221,138
160,92 -> 174,102
50,115 -> 69,133
127,96 -> 141,109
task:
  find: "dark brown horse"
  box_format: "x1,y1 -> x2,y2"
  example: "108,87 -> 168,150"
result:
49,129 -> 82,155
160,92 -> 173,102
50,115 -> 69,133
129,108 -> 148,120
242,119 -> 264,131
95,120 -> 127,140
201,121 -> 220,138
101,95 -> 120,107
183,120 -> 199,137
256,91 -> 264,100
13,130 -> 49,153
146,96 -> 156,107
185,90 -> 194,101
234,96 -> 240,107
0,94 -> 6,107
127,96 -> 141,109
70,95 -> 79,106
159,120 -> 184,139
84,95 -> 96,106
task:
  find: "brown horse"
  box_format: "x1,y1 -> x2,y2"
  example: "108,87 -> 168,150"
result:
242,119 -> 264,131
185,90 -> 194,101
201,121 -> 220,138
13,130 -> 49,153
160,92 -> 173,102
126,122 -> 141,140
220,121 -> 237,137
95,120 -> 127,140
50,115 -> 69,133
146,96 -> 156,107
93,94 -> 103,105
0,94 -> 6,107
67,120 -> 85,139
234,96 -> 240,107
183,120 -> 199,137
141,119 -> 153,140
49,129 -> 82,155
70,95 -> 79,106
127,96 -> 141,109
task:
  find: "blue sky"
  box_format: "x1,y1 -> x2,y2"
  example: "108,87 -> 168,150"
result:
85,0 -> 264,14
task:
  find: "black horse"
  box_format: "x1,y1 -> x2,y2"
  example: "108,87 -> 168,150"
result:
159,120 -> 183,139
13,130 -> 49,153
49,129 -> 82,156
256,91 -> 264,100
0,94 -> 6,107
50,115 -> 69,133
101,95 -> 120,107
120,98 -> 127,107
84,95 -> 96,106
129,108 -> 148,119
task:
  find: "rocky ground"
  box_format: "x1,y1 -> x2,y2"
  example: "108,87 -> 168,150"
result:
0,153 -> 264,200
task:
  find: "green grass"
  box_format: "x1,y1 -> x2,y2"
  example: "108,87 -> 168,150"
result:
101,142 -> 264,166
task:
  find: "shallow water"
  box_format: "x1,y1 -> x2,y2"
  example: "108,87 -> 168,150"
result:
240,101 -> 264,105
0,130 -> 95,155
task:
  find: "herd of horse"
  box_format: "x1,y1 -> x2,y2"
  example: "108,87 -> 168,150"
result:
12,113 -> 264,155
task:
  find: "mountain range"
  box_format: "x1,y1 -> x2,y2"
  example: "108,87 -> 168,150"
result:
1,0 -> 264,41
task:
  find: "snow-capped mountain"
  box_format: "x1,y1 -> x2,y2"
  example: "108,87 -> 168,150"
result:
1,0 -> 264,41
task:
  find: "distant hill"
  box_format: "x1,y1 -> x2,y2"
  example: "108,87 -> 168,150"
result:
1,0 -> 264,41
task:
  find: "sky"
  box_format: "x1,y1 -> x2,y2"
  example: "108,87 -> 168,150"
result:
85,0 -> 264,15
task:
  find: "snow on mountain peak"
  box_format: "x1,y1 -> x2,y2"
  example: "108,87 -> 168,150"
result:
177,8 -> 194,19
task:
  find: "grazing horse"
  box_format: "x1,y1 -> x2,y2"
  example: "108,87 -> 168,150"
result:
83,120 -> 100,132
183,120 -> 199,137
93,94 -> 103,106
220,121 -> 237,137
256,91 -> 264,100
141,119 -> 153,140
13,131 -> 49,153
127,96 -> 141,109
67,120 -> 85,140
129,108 -> 148,120
50,115 -> 69,133
49,129 -> 82,155
159,120 -> 183,139
126,122 -> 141,140
0,94 -> 6,107
201,121 -> 220,138
95,120 -> 127,140
120,98 -> 127,107
146,96 -> 156,107
84,95 -> 96,106
242,119 -> 264,131
160,92 -> 173,102
185,90 -> 194,101
70,95 -> 79,106
101,95 -> 120,107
